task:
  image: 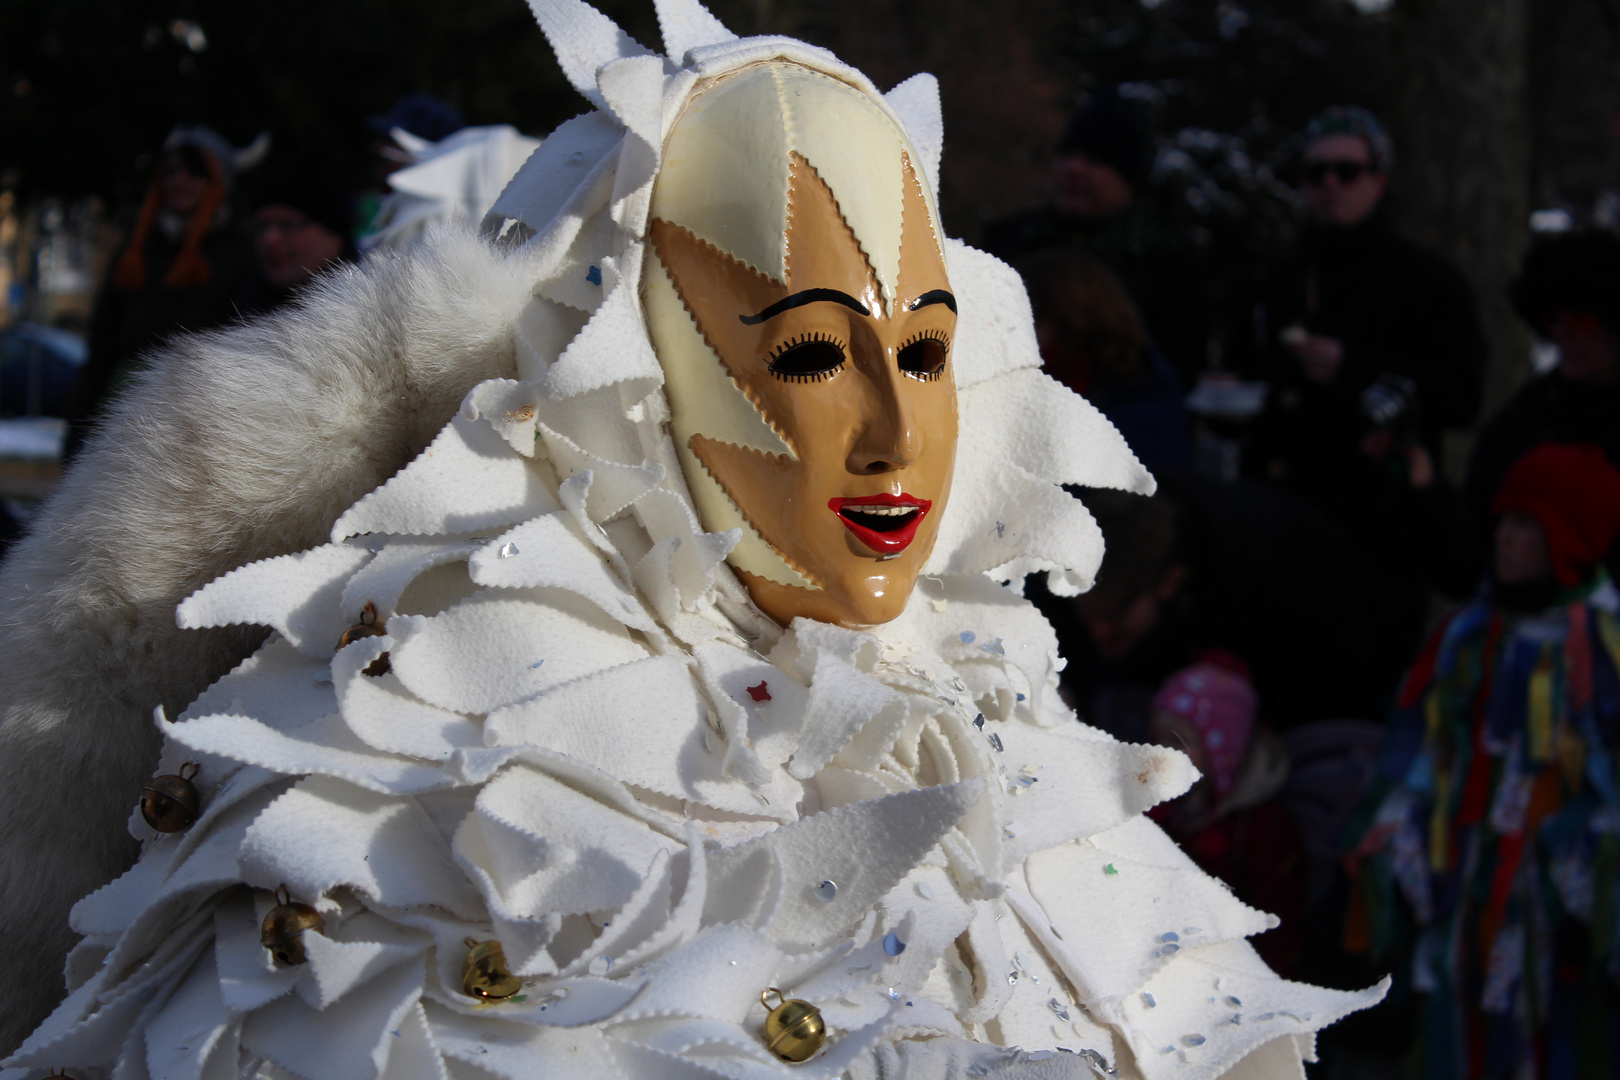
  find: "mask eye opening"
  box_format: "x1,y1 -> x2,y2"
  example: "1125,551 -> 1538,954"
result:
767,332 -> 847,383
898,330 -> 950,382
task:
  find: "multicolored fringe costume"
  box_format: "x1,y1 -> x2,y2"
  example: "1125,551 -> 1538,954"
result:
1349,576 -> 1620,1079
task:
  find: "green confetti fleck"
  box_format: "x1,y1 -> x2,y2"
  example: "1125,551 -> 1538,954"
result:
1103,863 -> 1117,876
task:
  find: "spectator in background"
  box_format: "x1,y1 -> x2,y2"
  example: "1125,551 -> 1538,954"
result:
68,127 -> 265,437
1229,106 -> 1487,651
1147,656 -> 1305,978
357,92 -> 467,242
1033,478 -> 1401,745
1347,443 -> 1620,1079
241,151 -> 358,313
981,89 -> 1210,386
1468,230 -> 1620,579
1018,247 -> 1192,473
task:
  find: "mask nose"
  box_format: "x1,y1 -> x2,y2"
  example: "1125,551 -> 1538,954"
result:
847,360 -> 920,474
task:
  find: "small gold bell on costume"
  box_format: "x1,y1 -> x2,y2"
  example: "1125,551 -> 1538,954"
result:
140,761 -> 201,833
336,601 -> 390,676
761,987 -> 826,1063
461,937 -> 524,1002
261,885 -> 325,965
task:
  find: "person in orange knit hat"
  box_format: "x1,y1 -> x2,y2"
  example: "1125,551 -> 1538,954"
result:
1348,442 -> 1620,1079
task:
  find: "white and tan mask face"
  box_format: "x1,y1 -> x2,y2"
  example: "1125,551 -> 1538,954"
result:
644,62 -> 957,629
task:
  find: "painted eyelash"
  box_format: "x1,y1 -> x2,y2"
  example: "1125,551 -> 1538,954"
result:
898,329 -> 950,381
766,332 -> 847,383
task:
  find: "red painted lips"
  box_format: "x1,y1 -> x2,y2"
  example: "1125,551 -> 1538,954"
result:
828,493 -> 933,555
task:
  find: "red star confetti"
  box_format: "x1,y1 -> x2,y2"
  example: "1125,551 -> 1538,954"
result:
746,681 -> 771,702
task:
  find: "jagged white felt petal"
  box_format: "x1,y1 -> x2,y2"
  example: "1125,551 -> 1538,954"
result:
615,924 -> 781,1023
70,843 -> 184,938
706,780 -> 984,952
924,457 -> 1104,588
884,74 -> 942,201
240,776 -> 484,918
487,111 -> 624,238
690,639 -> 809,772
470,512 -> 654,631
342,537 -> 484,619
534,208 -> 619,313
525,0 -> 654,110
1020,839 -> 1275,1008
332,416 -> 561,542
995,726 -> 1197,867
295,913 -> 434,1011
777,999 -> 910,1080
631,488 -> 741,619
240,955 -> 425,1080
97,792 -> 284,992
1119,938 -> 1386,1080
540,274 -> 665,400
614,826 -> 708,970
439,973 -> 645,1027
336,637 -> 484,761
181,636 -> 337,728
874,867 -> 975,990
453,764 -> 674,922
772,618 -> 886,677
543,444 -> 664,532
428,1003 -> 620,1080
945,239 -> 1041,390
374,1003 -> 449,1080
169,712 -> 449,794
177,544 -> 372,658
483,655 -> 771,817
461,379 -> 544,456
143,952 -> 230,1080
789,652 -> 910,779
214,891 -> 300,1013
612,1016 -> 780,1067
774,936 -> 887,1012
1220,1037 -> 1311,1080
386,591 -> 649,715
602,1042 -> 737,1080
959,368 -> 1154,496
597,62 -> 665,227
558,847 -> 674,977
654,0 -> 737,60
6,927 -> 212,1071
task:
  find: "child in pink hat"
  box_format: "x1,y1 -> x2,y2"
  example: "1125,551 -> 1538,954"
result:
1149,651 -> 1305,975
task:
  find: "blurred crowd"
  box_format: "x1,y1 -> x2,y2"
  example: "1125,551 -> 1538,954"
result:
2,83 -> 1619,1080
992,94 -> 1620,1080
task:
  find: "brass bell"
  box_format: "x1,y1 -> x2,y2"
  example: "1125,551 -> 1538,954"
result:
761,987 -> 827,1063
140,761 -> 201,833
336,602 -> 390,676
461,937 -> 524,1001
260,885 -> 324,965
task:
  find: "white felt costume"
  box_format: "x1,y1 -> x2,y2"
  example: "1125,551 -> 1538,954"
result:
0,2 -> 1384,1077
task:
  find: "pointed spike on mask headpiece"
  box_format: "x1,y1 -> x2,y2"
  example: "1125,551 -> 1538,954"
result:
526,0 -> 655,109
654,0 -> 738,61
884,74 -> 944,204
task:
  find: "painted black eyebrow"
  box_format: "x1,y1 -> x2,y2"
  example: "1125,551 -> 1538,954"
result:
739,289 -> 870,325
909,290 -> 957,313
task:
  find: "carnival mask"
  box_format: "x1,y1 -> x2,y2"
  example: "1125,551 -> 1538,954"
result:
644,62 -> 958,629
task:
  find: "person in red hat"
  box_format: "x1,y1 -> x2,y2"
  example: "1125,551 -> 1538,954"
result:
1347,441 -> 1620,1079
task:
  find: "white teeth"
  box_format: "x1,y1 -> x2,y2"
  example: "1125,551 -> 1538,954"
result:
843,505 -> 917,516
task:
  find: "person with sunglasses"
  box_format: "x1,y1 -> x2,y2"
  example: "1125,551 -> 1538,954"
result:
1228,105 -> 1488,661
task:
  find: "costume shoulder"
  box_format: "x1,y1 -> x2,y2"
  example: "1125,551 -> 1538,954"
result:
0,226 -> 538,1052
